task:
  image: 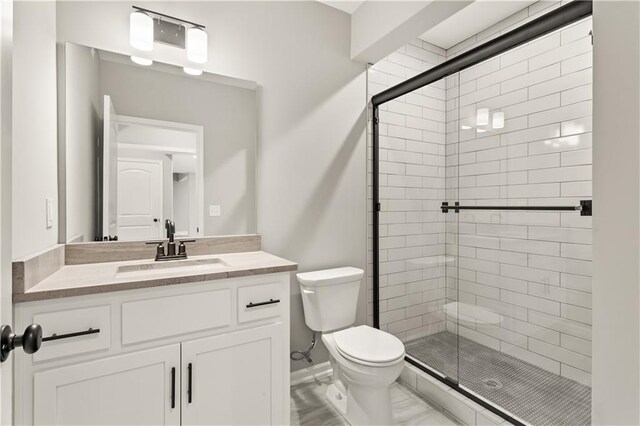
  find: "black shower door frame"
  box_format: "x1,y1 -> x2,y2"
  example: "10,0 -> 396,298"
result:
371,1 -> 593,424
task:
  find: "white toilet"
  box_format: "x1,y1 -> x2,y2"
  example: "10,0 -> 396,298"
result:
297,267 -> 405,425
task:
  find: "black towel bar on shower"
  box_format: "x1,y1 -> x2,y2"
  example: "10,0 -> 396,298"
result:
441,200 -> 592,216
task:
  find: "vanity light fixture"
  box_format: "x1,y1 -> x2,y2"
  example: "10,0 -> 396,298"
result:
183,67 -> 203,76
130,6 -> 208,65
187,27 -> 208,64
130,10 -> 154,51
131,56 -> 153,66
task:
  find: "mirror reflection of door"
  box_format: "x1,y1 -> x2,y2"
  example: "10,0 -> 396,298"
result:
102,95 -> 118,240
117,159 -> 163,241
102,109 -> 204,242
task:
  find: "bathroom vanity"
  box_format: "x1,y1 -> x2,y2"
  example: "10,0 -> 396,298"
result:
12,236 -> 296,425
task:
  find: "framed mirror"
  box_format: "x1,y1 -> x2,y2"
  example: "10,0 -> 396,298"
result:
58,43 -> 257,243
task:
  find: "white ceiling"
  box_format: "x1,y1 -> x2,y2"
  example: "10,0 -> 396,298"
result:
317,0 -> 366,14
418,0 -> 538,49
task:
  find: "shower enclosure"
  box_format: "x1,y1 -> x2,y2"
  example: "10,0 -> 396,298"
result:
370,2 -> 593,425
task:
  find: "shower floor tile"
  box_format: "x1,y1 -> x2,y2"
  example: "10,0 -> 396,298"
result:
405,331 -> 591,426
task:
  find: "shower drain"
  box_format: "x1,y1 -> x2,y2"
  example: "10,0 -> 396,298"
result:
482,378 -> 503,390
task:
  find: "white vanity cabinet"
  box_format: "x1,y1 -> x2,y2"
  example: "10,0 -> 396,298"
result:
181,324 -> 283,425
13,273 -> 290,426
34,345 -> 181,425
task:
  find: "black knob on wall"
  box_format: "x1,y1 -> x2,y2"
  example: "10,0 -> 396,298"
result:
0,324 -> 43,362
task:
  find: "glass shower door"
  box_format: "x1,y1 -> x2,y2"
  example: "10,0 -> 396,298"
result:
452,18 -> 593,425
373,71 -> 460,384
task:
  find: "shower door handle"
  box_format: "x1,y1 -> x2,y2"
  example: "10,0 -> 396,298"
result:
441,200 -> 592,216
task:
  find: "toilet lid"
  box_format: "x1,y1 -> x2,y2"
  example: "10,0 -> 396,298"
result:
333,325 -> 405,364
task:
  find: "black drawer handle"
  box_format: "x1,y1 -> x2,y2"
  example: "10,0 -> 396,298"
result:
187,362 -> 193,404
246,299 -> 280,309
171,367 -> 176,409
42,328 -> 100,342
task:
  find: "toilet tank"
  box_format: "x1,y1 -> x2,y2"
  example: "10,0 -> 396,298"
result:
296,267 -> 364,332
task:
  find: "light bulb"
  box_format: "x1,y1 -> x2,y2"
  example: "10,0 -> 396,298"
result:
492,111 -> 505,129
187,27 -> 208,64
183,67 -> 203,76
130,11 -> 154,51
476,108 -> 489,126
131,56 -> 153,66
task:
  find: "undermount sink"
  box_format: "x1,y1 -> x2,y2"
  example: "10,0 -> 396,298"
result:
116,258 -> 229,279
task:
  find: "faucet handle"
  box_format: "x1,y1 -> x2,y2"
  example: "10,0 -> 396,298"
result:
146,241 -> 166,259
178,240 -> 196,256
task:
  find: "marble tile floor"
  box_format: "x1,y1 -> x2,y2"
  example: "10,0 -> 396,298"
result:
291,375 -> 461,425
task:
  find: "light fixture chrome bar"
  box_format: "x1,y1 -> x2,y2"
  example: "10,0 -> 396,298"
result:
132,6 -> 205,29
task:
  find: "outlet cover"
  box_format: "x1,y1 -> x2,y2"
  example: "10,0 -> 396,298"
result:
209,205 -> 221,217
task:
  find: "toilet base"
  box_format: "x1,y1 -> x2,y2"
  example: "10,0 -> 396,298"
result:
325,383 -> 348,419
326,382 -> 396,426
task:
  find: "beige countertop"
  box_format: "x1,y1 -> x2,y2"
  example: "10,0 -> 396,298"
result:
14,251 -> 297,303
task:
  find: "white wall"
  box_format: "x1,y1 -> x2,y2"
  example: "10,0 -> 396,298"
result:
54,1 -> 367,372
12,1 -> 58,259
592,1 -> 640,424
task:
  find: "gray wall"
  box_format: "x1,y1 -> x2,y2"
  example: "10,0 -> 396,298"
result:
56,1 -> 368,372
63,43 -> 101,243
99,59 -> 257,236
12,1 -> 59,259
592,1 -> 640,424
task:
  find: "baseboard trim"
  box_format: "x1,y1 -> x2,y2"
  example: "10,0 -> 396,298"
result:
290,361 -> 332,386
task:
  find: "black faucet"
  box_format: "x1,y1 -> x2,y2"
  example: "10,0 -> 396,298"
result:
165,219 -> 176,256
145,220 -> 195,261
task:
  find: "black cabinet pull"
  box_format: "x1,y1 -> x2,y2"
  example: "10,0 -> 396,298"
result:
246,299 -> 280,309
171,367 -> 176,409
187,363 -> 193,403
42,328 -> 100,342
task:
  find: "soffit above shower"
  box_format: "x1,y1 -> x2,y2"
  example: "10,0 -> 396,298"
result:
418,0 -> 537,49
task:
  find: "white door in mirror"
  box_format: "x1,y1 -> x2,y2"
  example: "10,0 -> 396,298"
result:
103,95 -> 119,239
117,159 -> 163,241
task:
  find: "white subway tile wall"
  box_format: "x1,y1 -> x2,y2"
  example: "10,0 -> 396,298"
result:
368,38 -> 449,342
368,0 -> 592,388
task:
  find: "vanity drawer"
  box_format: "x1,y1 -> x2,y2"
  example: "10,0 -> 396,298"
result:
33,305 -> 111,363
121,289 -> 231,345
237,281 -> 283,324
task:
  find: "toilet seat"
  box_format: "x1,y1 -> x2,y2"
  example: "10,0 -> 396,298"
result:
333,325 -> 405,367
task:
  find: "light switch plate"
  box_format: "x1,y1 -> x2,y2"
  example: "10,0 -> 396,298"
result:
209,205 -> 221,217
45,198 -> 54,228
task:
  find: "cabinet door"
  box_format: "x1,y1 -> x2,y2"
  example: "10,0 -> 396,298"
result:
182,323 -> 284,425
33,345 -> 180,425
